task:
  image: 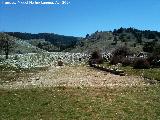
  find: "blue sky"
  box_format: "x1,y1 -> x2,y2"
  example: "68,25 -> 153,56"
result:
0,0 -> 160,37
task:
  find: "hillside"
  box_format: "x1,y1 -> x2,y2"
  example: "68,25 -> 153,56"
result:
70,28 -> 160,53
5,32 -> 81,51
13,39 -> 46,54
0,33 -> 45,55
3,28 -> 160,54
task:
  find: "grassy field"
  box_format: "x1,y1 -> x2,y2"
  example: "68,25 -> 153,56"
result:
121,66 -> 160,81
0,86 -> 160,120
0,64 -> 160,119
102,62 -> 160,81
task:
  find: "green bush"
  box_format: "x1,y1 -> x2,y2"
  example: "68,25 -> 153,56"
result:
112,46 -> 133,57
58,60 -> 63,66
110,55 -> 123,65
122,58 -> 133,66
89,50 -> 103,66
110,46 -> 133,65
147,54 -> 160,68
133,58 -> 150,69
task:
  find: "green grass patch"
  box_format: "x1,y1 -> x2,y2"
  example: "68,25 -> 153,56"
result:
0,86 -> 160,120
120,66 -> 160,81
102,62 -> 160,81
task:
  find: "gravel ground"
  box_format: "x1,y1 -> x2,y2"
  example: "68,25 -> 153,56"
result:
0,65 -> 151,89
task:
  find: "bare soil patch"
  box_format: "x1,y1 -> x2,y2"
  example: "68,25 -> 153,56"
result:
0,65 -> 149,89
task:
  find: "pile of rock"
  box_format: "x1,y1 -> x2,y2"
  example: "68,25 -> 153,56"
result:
0,52 -> 89,69
91,64 -> 125,76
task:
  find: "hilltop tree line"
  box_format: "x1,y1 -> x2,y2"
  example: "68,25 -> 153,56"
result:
113,27 -> 160,39
113,27 -> 160,43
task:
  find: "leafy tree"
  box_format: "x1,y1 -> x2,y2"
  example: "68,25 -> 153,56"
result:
148,33 -> 156,39
135,33 -> 142,43
85,34 -> 90,39
126,27 -> 135,33
116,27 -> 124,33
0,33 -> 15,59
113,36 -> 118,45
153,44 -> 160,55
119,34 -> 127,42
133,43 -> 136,47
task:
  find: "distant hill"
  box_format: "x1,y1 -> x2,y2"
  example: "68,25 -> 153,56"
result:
4,28 -> 160,54
70,28 -> 160,53
25,39 -> 59,52
13,39 -> 46,54
0,33 -> 46,55
5,32 -> 81,51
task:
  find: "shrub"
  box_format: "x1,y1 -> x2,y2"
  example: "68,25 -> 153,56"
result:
133,58 -> 150,69
110,55 -> 123,65
153,44 -> 160,55
58,61 -> 63,66
143,41 -> 156,53
110,46 -> 133,65
148,55 -> 160,68
122,58 -> 133,66
57,58 -> 63,66
89,50 -> 103,66
0,57 -> 5,62
112,46 -> 133,57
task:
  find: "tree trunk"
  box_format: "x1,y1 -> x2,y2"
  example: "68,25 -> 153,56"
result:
5,41 -> 9,59
5,51 -> 8,59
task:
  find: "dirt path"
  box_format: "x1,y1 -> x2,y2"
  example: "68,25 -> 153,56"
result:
0,65 -> 150,89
